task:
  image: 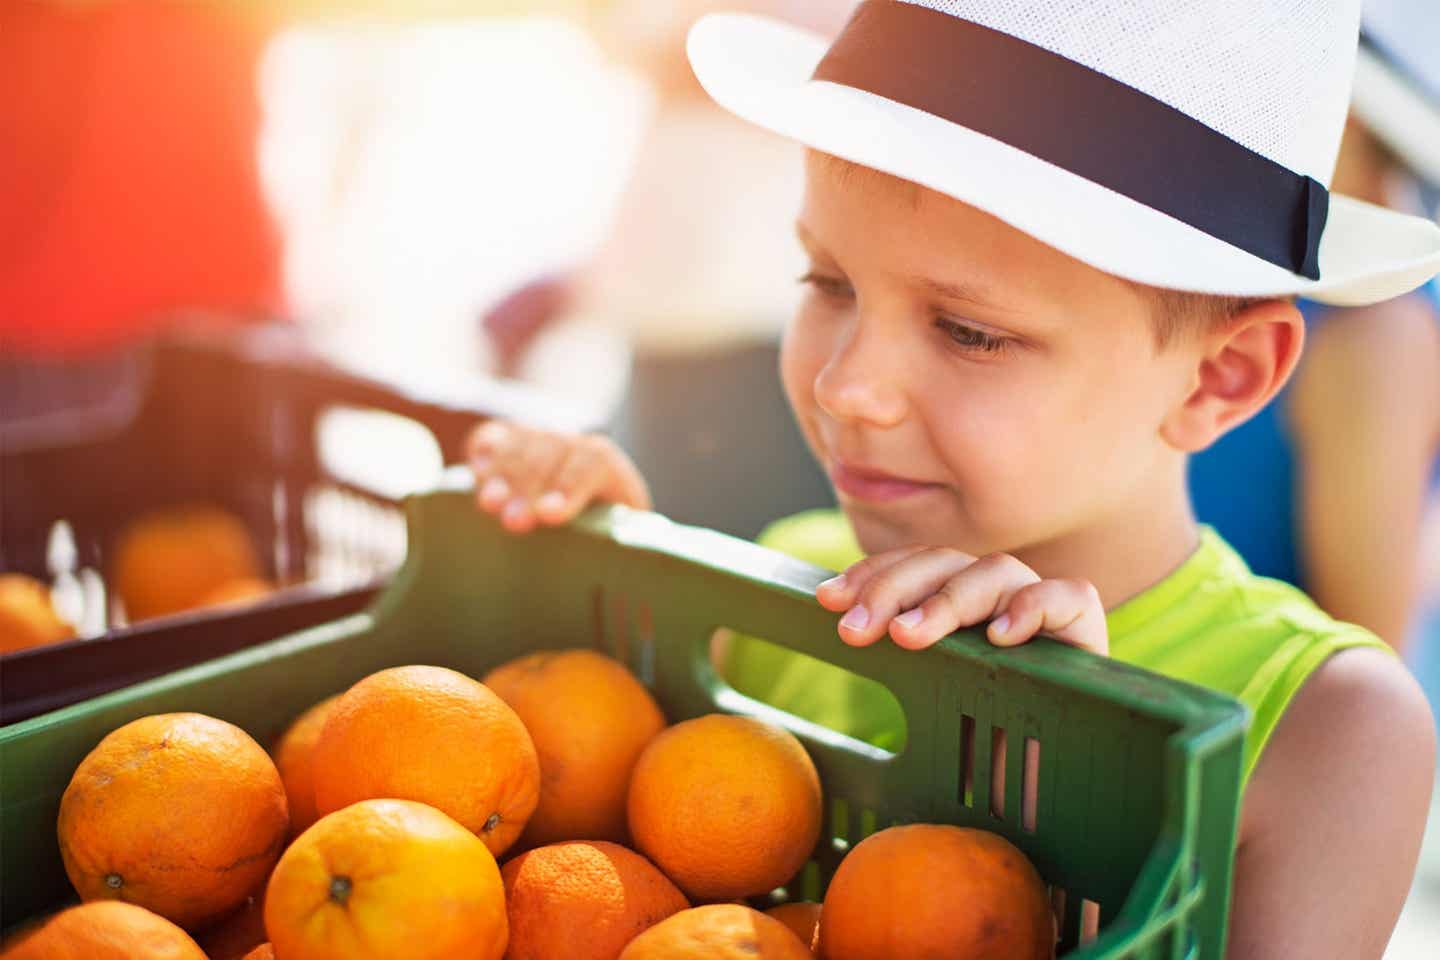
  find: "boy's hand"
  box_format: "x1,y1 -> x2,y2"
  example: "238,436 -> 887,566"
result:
814,547 -> 1108,656
466,420 -> 651,534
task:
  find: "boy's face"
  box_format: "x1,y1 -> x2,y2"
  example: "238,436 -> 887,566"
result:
783,151 -> 1199,558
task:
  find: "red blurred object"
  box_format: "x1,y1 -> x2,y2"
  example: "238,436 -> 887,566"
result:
0,1 -> 282,356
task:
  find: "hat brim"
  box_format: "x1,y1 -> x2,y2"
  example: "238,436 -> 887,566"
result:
688,12 -> 1440,306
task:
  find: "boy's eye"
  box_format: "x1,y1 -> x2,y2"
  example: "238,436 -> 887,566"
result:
796,271 -> 854,301
934,316 -> 1009,354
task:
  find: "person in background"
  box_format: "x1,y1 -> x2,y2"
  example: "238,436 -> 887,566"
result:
1189,0 -> 1440,655
502,1 -> 860,538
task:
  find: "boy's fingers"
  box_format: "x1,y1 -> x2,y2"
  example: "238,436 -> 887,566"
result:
466,419 -> 510,460
988,579 -> 1107,656
466,420 -> 506,454
501,497 -> 538,534
478,475 -> 511,513
469,420 -> 514,485
595,439 -> 654,511
535,440 -> 610,524
815,545 -> 937,611
468,425 -> 650,531
508,434 -> 569,502
888,552 -> 1040,650
471,420 -> 539,494
837,548 -> 975,647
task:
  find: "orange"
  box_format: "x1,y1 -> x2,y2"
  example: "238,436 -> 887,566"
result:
312,665 -> 539,856
617,904 -> 813,960
0,572 -> 74,652
765,903 -> 821,953
57,713 -> 289,930
483,649 -> 666,845
501,840 -> 689,960
194,888 -> 268,960
201,577 -> 274,608
627,714 -> 822,900
0,900 -> 206,959
264,798 -> 507,960
0,914 -> 46,952
272,695 -> 339,837
820,824 -> 1052,960
113,505 -> 260,621
241,947 -> 274,960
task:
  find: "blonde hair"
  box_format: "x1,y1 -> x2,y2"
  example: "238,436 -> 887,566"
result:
1129,286 -> 1272,348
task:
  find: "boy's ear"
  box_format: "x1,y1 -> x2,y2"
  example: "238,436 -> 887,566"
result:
1160,299 -> 1305,453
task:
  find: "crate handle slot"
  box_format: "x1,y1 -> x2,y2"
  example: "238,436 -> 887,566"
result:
990,726 -> 1008,820
960,713 -> 977,807
706,628 -> 909,756
1022,737 -> 1041,833
1080,899 -> 1102,944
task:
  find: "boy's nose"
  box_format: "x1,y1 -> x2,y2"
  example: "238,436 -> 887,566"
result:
813,330 -> 909,429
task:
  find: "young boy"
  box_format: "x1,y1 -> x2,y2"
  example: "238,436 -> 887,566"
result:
468,1 -> 1440,955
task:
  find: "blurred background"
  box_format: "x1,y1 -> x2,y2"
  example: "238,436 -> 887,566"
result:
1,1 -> 1437,954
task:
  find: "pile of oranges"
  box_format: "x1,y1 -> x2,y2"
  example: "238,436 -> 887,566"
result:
1,649 -> 1054,959
1,505 -> 273,655
110,505 -> 273,622
0,573 -> 75,654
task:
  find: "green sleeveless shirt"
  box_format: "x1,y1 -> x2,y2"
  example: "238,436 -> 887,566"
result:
722,509 -> 1392,783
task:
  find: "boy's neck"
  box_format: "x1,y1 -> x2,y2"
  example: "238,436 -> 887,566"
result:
1011,466 -> 1202,612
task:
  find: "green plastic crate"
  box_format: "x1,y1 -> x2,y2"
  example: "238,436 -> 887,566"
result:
1,475 -> 1247,958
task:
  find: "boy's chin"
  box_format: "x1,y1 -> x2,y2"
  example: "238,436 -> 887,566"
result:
842,503 -> 971,557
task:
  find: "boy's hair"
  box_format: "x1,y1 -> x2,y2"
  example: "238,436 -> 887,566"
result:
1131,286 -> 1271,349
814,151 -> 1274,349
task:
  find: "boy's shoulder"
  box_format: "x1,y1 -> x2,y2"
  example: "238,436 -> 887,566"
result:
1230,618 -> 1433,950
1109,526 -> 1376,643
1110,528 -> 1400,779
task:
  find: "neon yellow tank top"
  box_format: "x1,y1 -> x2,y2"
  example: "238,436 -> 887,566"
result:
722,509 -> 1392,782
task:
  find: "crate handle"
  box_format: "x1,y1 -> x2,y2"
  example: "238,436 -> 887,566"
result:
427,467 -> 1247,731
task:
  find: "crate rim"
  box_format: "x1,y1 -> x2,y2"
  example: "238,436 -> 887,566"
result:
3,471 -> 1250,764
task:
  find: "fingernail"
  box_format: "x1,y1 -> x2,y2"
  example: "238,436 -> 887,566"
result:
818,574 -> 846,591
481,477 -> 509,503
479,421 -> 508,443
840,605 -> 870,630
991,613 -> 1011,635
537,491 -> 565,515
502,499 -> 529,523
894,608 -> 924,628
470,456 -> 492,473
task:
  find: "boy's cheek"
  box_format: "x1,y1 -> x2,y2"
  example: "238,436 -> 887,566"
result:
779,321 -> 834,405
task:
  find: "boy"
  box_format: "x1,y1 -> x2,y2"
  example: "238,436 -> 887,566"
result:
469,2 -> 1440,955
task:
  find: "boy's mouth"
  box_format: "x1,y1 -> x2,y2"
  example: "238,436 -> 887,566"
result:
829,461 -> 944,504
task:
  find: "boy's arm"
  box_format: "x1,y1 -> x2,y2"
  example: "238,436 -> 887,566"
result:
1227,647 -> 1435,959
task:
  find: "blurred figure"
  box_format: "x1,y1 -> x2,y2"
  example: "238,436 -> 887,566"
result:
576,0 -> 856,352
264,11 -> 644,406
1189,0 -> 1440,652
0,0 -> 283,356
512,1 -> 859,537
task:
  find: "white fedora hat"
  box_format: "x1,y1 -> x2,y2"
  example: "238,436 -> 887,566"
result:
687,0 -> 1440,306
1352,0 -> 1440,190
